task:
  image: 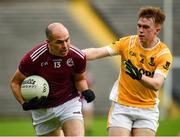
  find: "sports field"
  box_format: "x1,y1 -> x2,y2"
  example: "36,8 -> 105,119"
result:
0,116 -> 180,136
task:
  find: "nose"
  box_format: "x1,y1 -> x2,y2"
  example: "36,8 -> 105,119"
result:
138,27 -> 144,34
61,41 -> 68,49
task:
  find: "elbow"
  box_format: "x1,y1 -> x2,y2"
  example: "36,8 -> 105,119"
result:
141,74 -> 164,91
82,49 -> 91,61
85,55 -> 94,61
10,78 -> 14,90
10,77 -> 19,91
153,86 -> 160,91
10,81 -> 16,92
83,48 -> 102,61
152,82 -> 162,91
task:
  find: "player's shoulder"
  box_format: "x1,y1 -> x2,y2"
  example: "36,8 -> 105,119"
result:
158,41 -> 172,53
156,41 -> 172,58
69,44 -> 86,60
27,42 -> 48,62
158,41 -> 169,49
118,35 -> 137,41
115,35 -> 138,47
112,35 -> 138,50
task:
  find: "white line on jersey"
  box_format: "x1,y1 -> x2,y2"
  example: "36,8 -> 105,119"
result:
156,48 -> 169,58
30,44 -> 47,62
30,44 -> 46,57
70,47 -> 85,59
128,35 -> 136,49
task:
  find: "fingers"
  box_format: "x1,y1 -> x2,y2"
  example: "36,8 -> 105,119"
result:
123,60 -> 141,80
124,60 -> 133,73
28,97 -> 39,103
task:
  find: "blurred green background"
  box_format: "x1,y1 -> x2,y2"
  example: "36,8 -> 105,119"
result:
0,116 -> 180,136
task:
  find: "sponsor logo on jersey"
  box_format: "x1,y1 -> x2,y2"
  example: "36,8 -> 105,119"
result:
139,68 -> 155,77
41,62 -> 48,67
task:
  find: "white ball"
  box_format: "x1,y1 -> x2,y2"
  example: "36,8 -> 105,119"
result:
21,75 -> 49,101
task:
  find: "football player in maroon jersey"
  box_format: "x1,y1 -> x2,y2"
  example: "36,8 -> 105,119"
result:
10,22 -> 95,136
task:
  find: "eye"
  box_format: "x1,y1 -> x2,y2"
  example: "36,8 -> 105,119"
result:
64,37 -> 69,42
143,25 -> 150,29
56,40 -> 64,44
137,24 -> 141,28
55,37 -> 69,44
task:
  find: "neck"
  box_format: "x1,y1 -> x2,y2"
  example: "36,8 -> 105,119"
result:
141,37 -> 159,49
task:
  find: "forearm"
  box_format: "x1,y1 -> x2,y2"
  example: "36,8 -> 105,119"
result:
140,75 -> 164,91
74,72 -> 95,103
75,79 -> 89,92
82,47 -> 110,61
10,82 -> 24,104
10,69 -> 26,105
82,48 -> 99,60
75,79 -> 95,103
124,60 -> 164,91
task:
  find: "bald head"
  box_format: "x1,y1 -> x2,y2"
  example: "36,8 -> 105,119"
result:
45,22 -> 69,40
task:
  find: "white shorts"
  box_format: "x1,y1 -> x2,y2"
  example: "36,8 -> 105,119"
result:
108,101 -> 159,132
82,99 -> 94,111
31,97 -> 83,135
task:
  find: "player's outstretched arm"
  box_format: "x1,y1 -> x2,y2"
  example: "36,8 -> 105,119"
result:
82,47 -> 110,61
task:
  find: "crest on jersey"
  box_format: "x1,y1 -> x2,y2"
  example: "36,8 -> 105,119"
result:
67,58 -> 74,67
129,51 -> 137,57
163,61 -> 171,70
148,57 -> 155,66
140,54 -> 145,64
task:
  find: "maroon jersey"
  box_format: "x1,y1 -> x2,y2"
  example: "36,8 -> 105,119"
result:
19,42 -> 86,108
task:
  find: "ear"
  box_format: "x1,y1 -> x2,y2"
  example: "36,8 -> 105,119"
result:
46,40 -> 51,49
155,25 -> 161,35
46,39 -> 50,43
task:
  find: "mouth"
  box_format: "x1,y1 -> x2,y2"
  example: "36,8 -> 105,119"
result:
60,50 -> 68,55
138,35 -> 145,40
61,49 -> 67,52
